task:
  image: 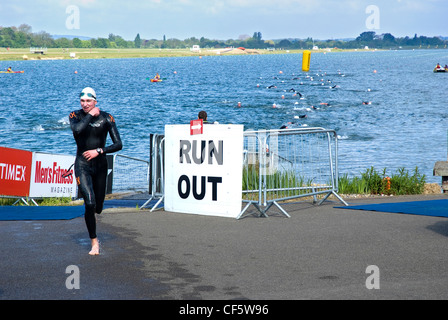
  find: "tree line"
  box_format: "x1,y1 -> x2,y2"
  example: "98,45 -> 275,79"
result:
1,25 -> 446,50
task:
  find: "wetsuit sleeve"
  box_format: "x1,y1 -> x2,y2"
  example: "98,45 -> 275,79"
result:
103,113 -> 122,154
69,111 -> 93,136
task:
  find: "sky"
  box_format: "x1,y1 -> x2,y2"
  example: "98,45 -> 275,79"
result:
1,0 -> 447,41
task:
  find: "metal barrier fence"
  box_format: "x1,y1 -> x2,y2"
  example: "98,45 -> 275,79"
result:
239,127 -> 347,219
140,134 -> 165,211
110,128 -> 347,217
110,154 -> 150,193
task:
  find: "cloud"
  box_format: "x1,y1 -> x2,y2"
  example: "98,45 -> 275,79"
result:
1,0 -> 446,40
36,0 -> 97,8
202,0 -> 321,14
194,0 -> 371,18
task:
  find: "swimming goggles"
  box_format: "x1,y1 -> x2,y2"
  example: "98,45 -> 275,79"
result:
79,92 -> 96,99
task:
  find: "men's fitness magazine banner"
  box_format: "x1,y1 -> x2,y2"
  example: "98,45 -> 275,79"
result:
29,152 -> 77,198
164,124 -> 243,218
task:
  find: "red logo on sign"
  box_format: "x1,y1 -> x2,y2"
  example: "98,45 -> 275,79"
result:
0,147 -> 32,197
190,119 -> 203,135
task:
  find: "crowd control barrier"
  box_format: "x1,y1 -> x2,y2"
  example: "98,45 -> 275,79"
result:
2,127 -> 347,216
135,127 -> 347,217
140,134 -> 165,211
110,154 -> 151,194
239,127 -> 347,219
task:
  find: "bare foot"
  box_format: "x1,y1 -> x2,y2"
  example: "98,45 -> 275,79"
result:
89,238 -> 100,255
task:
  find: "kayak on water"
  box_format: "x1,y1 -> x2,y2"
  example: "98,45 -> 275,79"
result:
146,77 -> 166,82
147,72 -> 165,82
0,71 -> 24,73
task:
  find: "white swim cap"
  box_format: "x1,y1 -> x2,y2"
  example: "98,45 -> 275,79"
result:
79,87 -> 97,100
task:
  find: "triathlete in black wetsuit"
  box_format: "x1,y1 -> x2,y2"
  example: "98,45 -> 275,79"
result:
70,87 -> 122,255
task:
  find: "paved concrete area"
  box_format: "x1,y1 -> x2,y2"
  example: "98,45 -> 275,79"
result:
1,194 -> 447,301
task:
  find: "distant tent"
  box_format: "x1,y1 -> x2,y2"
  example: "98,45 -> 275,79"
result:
238,47 -> 246,50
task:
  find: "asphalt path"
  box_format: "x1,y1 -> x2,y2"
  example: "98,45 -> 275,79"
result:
1,194 -> 447,302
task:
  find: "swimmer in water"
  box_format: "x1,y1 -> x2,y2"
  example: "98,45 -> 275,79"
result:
287,88 -> 303,98
267,85 -> 277,89
280,122 -> 296,129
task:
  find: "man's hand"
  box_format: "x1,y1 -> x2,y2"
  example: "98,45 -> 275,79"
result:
88,107 -> 100,117
82,149 -> 99,161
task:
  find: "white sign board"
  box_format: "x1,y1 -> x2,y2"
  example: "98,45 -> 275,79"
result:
164,124 -> 243,218
29,152 -> 77,198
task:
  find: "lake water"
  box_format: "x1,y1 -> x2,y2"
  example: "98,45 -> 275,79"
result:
1,49 -> 447,183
